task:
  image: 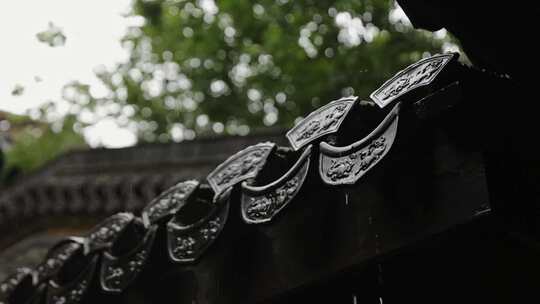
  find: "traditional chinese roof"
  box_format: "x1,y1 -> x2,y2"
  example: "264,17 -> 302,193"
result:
2,3 -> 540,296
0,132 -> 287,248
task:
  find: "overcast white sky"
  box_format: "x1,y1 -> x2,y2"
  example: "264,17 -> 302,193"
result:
0,0 -> 137,147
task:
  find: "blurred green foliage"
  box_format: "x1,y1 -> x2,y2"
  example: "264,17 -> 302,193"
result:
0,112 -> 85,180
35,22 -> 67,47
65,0 -> 454,142
4,118 -> 84,171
